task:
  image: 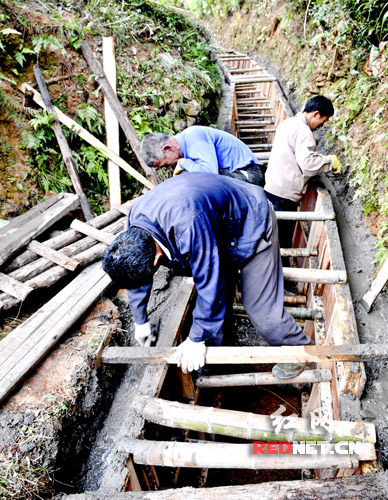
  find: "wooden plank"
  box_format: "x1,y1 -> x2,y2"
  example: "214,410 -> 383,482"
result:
360,255 -> 388,312
33,64 -> 94,221
0,193 -> 79,267
81,41 -> 159,186
0,195 -> 61,238
101,343 -> 388,365
195,369 -> 332,388
0,217 -> 125,312
60,471 -> 388,499
70,219 -> 117,245
231,77 -> 277,83
0,272 -> 33,300
19,83 -> 154,191
0,262 -> 112,403
128,440 -> 366,469
103,36 -> 121,208
27,240 -> 79,271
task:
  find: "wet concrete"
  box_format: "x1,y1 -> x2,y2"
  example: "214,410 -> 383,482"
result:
323,174 -> 388,466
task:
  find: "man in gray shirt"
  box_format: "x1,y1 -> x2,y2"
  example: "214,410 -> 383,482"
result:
264,96 -> 341,251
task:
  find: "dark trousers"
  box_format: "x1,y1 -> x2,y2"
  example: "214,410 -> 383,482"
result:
264,191 -> 298,253
219,163 -> 266,187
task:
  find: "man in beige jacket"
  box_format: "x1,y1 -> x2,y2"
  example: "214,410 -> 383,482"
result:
264,95 -> 341,251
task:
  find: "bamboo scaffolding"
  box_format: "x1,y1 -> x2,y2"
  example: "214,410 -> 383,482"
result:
101,343 -> 388,365
134,395 -> 375,443
195,369 -> 332,388
127,440 -> 367,470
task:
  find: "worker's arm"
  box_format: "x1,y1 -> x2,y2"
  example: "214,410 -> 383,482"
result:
294,129 -> 332,179
126,283 -> 153,325
178,213 -> 226,343
180,140 -> 219,174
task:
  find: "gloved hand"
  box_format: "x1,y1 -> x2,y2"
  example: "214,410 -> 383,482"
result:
329,155 -> 342,174
134,322 -> 156,347
176,337 -> 206,373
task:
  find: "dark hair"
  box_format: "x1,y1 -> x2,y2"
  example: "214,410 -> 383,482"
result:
102,227 -> 156,289
303,96 -> 334,117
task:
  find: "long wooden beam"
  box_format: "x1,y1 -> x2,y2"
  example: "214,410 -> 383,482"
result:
134,395 -> 375,443
19,83 -> 154,190
61,471 -> 388,499
101,343 -> 388,365
195,369 -> 332,388
33,64 -> 94,221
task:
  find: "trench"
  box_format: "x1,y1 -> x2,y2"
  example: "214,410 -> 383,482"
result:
47,49 -> 384,494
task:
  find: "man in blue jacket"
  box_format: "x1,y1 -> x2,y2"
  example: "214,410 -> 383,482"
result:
140,125 -> 265,186
102,173 -> 313,379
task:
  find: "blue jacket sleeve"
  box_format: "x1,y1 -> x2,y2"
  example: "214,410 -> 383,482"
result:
177,213 -> 226,343
182,140 -> 219,174
126,283 -> 152,325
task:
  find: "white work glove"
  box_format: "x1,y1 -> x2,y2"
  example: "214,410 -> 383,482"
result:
176,337 -> 206,373
134,322 -> 156,347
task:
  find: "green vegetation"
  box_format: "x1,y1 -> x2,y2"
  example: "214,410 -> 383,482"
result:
0,0 -> 221,217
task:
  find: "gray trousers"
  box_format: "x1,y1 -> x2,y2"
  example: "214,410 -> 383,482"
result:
241,208 -> 313,346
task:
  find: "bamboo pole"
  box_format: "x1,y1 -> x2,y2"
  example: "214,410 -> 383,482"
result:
33,64 -> 94,221
281,248 -> 318,257
101,344 -> 388,366
127,440 -> 366,470
283,267 -> 347,284
81,41 -> 159,186
195,369 -> 332,388
275,211 -> 335,221
284,294 -> 307,304
233,304 -> 323,320
134,395 -> 375,443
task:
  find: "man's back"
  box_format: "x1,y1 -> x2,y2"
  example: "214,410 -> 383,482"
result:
128,172 -> 269,266
176,126 -> 260,173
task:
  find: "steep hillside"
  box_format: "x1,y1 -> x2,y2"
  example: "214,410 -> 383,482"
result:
0,0 -> 221,218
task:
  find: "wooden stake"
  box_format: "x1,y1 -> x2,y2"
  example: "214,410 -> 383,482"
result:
33,64 -> 94,221
103,36 -> 121,208
195,369 -> 332,388
360,255 -> 388,312
101,344 -> 388,365
81,41 -> 159,186
134,395 -> 375,443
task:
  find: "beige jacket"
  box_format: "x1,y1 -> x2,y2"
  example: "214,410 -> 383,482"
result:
264,112 -> 332,202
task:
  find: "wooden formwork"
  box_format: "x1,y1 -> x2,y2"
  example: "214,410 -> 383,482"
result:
91,48 -> 376,495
